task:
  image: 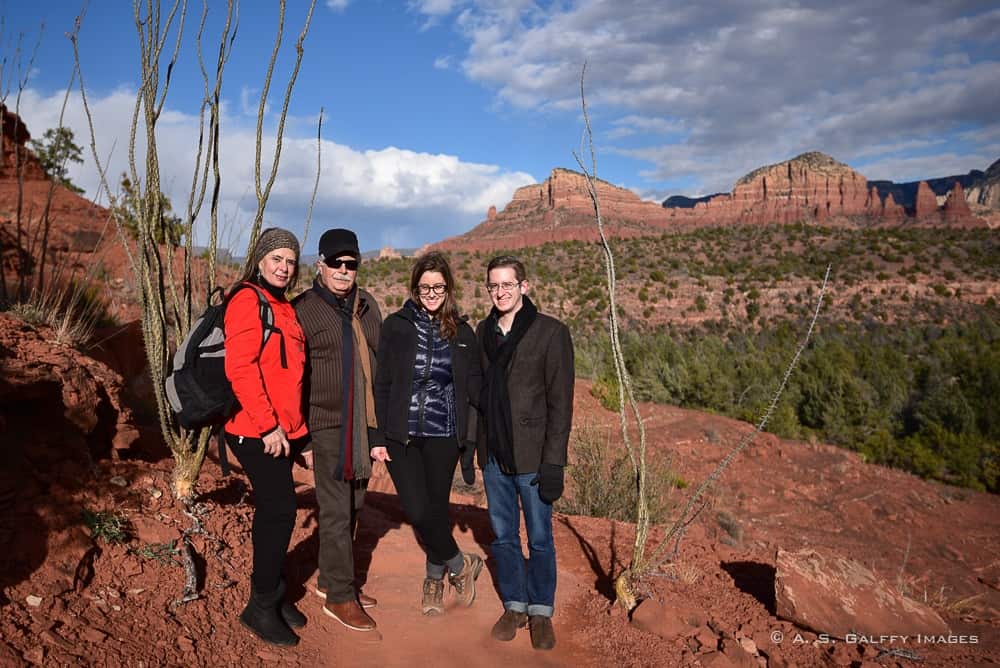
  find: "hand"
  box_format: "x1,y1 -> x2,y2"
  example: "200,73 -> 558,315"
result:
370,446 -> 391,463
262,426 -> 290,458
460,441 -> 476,485
534,463 -> 564,504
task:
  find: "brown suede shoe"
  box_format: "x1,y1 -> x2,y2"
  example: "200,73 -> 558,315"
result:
529,615 -> 555,650
448,552 -> 484,607
323,599 -> 377,631
314,585 -> 377,609
490,610 -> 528,641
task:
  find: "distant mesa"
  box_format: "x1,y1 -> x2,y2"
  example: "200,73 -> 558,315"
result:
662,193 -> 724,208
432,151 -> 996,252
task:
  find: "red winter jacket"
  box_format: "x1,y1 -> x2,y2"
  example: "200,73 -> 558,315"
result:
224,283 -> 308,440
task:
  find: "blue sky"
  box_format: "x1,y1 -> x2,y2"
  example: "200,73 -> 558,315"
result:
6,1 -> 1000,252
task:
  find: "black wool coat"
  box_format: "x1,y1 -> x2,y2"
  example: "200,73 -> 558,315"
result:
374,308 -> 481,447
475,312 -> 574,474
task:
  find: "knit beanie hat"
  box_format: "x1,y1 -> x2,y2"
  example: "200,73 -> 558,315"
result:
253,227 -> 301,265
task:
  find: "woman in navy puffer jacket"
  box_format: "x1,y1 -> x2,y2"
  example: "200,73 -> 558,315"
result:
371,252 -> 484,616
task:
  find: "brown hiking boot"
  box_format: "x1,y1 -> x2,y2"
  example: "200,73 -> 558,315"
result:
448,552 -> 484,607
322,599 -> 377,631
421,577 -> 445,616
529,615 -> 556,650
490,609 -> 528,641
314,585 -> 377,609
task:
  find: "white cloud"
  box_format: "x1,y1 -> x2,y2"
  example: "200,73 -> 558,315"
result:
325,0 -> 351,12
427,0 -> 1000,195
18,87 -> 534,252
410,0 -> 462,17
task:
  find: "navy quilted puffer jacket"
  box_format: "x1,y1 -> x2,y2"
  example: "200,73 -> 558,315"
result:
406,300 -> 456,437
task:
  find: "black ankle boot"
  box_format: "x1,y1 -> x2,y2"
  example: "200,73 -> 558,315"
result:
240,581 -> 299,646
280,600 -> 306,628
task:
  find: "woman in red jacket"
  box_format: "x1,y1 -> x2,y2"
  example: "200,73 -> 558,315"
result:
224,227 -> 308,647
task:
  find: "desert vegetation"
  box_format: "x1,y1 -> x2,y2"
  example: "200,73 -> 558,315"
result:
355,223 -> 999,496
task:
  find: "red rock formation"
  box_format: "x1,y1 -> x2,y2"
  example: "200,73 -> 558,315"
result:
775,547 -> 949,638
722,152 -> 872,225
1,104 -> 47,181
942,182 -> 979,226
0,313 -> 139,456
881,192 -> 906,221
913,181 -> 939,220
434,152 -> 993,253
0,107 -> 112,269
377,246 -> 401,259
433,168 -> 673,252
486,205 -> 496,223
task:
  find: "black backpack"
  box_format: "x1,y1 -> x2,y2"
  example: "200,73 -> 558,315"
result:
165,282 -> 286,432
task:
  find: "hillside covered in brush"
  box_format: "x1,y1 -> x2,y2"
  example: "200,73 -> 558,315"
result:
356,224 -> 1000,492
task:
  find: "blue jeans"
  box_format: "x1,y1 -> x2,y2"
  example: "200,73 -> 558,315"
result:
482,458 -> 556,617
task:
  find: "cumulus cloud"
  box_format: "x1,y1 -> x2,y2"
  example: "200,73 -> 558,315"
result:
414,0 -> 1000,196
18,88 -> 534,252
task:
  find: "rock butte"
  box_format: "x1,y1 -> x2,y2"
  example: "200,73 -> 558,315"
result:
433,152 -> 991,253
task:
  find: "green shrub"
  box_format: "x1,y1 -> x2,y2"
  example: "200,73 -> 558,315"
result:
558,424 -> 679,524
81,509 -> 131,544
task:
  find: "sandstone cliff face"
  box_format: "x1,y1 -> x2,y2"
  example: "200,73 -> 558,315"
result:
967,158 -> 1000,210
914,181 -> 939,219
942,182 -> 977,225
0,105 -> 47,181
434,153 -> 989,253
0,107 -> 111,265
433,168 -> 672,252
728,151 -> 871,224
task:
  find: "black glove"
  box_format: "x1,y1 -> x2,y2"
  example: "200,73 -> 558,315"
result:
460,441 -> 476,485
534,463 -> 564,504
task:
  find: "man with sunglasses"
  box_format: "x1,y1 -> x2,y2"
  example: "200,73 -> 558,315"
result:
293,228 -> 382,632
472,255 -> 574,651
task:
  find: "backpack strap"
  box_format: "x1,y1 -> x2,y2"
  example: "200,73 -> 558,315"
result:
226,282 -> 287,369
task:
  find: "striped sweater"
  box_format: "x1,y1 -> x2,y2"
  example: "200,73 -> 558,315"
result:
292,283 -> 382,433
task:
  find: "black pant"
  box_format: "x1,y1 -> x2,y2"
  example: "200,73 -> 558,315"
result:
311,428 -> 367,603
226,432 -> 300,594
385,437 -> 461,566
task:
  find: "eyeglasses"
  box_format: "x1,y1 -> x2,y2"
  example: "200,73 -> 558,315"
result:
324,257 -> 359,271
486,281 -> 521,294
417,283 -> 447,296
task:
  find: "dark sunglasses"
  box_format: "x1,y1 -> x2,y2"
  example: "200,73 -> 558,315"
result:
324,258 -> 359,271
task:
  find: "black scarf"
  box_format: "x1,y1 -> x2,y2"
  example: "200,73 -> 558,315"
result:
481,296 -> 537,474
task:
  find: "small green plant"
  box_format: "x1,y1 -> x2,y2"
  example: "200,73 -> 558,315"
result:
131,540 -> 182,566
81,509 -> 131,544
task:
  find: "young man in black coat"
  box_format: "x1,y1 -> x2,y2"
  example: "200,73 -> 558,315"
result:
472,255 -> 574,651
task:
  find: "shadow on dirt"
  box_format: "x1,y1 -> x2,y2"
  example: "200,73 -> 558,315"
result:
721,560 -> 776,614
